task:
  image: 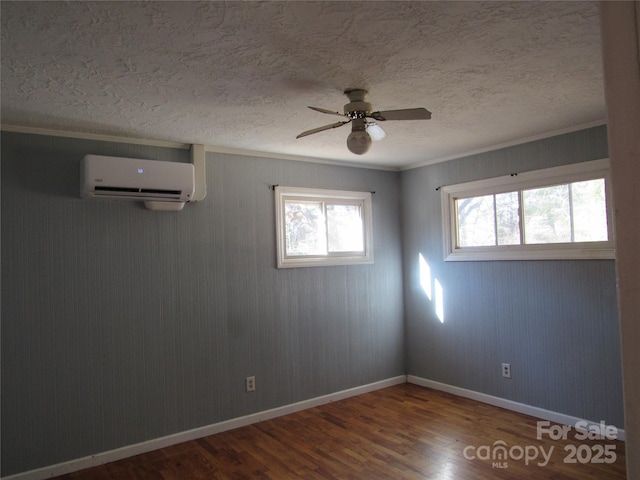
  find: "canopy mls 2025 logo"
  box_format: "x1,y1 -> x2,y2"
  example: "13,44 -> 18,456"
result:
463,420 -> 619,469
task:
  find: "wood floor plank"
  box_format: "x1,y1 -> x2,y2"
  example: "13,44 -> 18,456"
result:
56,384 -> 626,479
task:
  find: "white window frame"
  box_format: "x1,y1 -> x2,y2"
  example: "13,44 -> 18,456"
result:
275,186 -> 374,268
441,159 -> 615,261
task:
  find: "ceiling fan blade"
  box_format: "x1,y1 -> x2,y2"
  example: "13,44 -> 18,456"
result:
366,123 -> 387,141
369,108 -> 432,121
308,106 -> 347,117
296,121 -> 350,139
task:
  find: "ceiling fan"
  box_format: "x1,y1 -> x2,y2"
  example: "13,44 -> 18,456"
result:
296,89 -> 432,155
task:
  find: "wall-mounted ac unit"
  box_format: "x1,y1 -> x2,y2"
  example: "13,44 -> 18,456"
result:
80,155 -> 195,210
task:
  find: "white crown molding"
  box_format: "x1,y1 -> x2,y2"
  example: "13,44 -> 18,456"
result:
0,124 -> 191,150
1,121 -> 606,172
203,144 -> 399,171
0,124 -> 398,171
401,119 -> 608,171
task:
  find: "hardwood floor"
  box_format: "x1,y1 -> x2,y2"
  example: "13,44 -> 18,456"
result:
57,383 -> 626,479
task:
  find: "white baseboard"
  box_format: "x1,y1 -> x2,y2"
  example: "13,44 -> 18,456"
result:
4,374 -> 623,480
407,375 -> 626,442
2,376 -> 406,480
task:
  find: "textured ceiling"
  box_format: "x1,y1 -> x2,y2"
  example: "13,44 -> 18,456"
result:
1,1 -> 604,169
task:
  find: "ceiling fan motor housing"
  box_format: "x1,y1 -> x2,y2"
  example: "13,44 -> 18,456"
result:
344,89 -> 372,118
344,101 -> 372,118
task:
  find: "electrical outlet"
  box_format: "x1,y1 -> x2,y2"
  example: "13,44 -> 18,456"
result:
502,363 -> 511,378
245,376 -> 256,392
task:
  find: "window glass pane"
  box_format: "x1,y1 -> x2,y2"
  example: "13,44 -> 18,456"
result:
523,185 -> 571,244
495,191 -> 521,245
456,195 -> 496,247
326,204 -> 364,252
571,179 -> 608,242
284,201 -> 326,255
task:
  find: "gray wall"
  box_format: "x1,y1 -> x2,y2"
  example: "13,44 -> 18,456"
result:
401,125 -> 623,426
0,132 -> 405,476
1,126 -> 625,477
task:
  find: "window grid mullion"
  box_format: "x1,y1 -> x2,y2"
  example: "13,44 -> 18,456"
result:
568,183 -> 575,243
493,194 -> 498,246
454,198 -> 461,249
518,190 -> 525,245
322,201 -> 330,255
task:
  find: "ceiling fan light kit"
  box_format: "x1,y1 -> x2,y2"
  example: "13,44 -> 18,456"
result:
366,123 -> 387,142
296,89 -> 431,155
347,119 -> 372,155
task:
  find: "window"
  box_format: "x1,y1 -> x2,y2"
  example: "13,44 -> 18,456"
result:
441,159 -> 614,261
275,186 -> 374,268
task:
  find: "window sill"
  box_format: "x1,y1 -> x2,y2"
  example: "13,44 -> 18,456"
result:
444,243 -> 615,261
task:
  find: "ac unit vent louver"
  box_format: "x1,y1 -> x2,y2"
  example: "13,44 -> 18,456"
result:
94,186 -> 183,197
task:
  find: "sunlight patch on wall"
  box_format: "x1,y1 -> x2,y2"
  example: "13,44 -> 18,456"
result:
419,253 -> 445,323
435,279 -> 444,323
419,253 -> 432,300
